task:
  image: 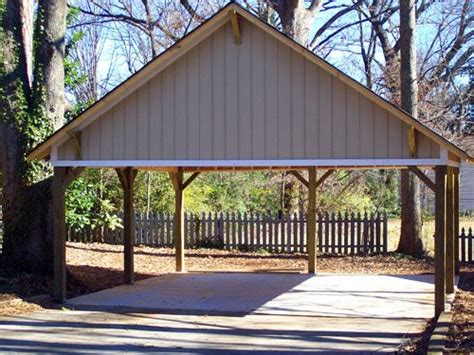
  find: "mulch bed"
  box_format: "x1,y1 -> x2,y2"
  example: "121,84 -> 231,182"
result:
446,265 -> 474,352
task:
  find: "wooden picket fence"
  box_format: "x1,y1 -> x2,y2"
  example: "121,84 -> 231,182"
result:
460,227 -> 473,263
67,211 -> 389,255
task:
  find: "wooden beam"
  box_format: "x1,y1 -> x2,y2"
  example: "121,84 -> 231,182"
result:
170,168 -> 185,272
434,165 -> 447,316
307,167 -> 317,274
183,172 -> 200,190
408,166 -> 435,192
289,170 -> 308,188
446,167 -> 455,294
407,126 -> 417,157
52,167 -> 84,303
453,168 -> 460,275
315,169 -> 334,189
229,10 -> 241,45
116,167 -> 136,284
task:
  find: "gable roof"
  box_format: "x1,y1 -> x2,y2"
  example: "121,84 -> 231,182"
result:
27,2 -> 473,163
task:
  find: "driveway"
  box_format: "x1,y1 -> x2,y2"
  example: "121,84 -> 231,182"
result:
0,273 -> 434,353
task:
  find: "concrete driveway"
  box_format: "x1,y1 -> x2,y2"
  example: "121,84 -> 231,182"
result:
0,273 -> 435,353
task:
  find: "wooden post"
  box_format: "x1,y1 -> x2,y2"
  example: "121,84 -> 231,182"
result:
52,167 -> 83,303
453,168 -> 460,275
446,167 -> 455,294
53,167 -> 68,303
117,167 -> 136,284
435,165 -> 447,316
170,169 -> 185,272
308,167 -> 317,274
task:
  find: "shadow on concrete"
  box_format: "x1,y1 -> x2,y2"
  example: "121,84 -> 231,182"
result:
0,315 -> 415,353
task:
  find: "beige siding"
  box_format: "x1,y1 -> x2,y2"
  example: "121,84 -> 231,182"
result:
57,18 -> 440,161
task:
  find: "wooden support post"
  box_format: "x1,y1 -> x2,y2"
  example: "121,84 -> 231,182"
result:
435,165 -> 447,316
307,167 -> 317,274
453,168 -> 460,275
170,169 -> 185,272
446,167 -> 455,294
53,167 -> 67,303
52,167 -> 83,303
117,167 -> 137,284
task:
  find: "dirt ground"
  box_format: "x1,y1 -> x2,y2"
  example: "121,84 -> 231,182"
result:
0,242 -> 472,352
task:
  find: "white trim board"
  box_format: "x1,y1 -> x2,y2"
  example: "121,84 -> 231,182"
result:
52,158 -> 453,168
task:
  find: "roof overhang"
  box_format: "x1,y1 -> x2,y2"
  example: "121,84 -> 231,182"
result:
26,3 -> 473,164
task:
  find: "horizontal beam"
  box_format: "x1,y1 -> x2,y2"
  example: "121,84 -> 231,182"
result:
51,158 -> 450,169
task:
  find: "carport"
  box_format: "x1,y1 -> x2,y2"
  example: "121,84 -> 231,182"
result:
27,3 -> 472,316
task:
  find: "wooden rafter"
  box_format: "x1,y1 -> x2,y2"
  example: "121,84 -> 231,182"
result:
408,166 -> 435,192
230,10 -> 241,45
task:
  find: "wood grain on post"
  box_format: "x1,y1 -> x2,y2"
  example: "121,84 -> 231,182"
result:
453,169 -> 460,275
307,167 -> 317,274
435,165 -> 447,316
169,168 -> 185,272
53,167 -> 67,303
446,167 -> 455,294
117,167 -> 136,284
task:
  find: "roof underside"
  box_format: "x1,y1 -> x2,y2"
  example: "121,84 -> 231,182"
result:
27,3 -> 472,167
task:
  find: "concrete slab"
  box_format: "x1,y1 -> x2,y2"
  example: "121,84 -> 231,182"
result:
0,273 -> 435,353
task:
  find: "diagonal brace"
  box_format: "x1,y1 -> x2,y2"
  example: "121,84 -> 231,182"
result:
408,166 -> 435,192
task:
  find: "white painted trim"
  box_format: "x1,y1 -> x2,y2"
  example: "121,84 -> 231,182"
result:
51,158 -> 448,168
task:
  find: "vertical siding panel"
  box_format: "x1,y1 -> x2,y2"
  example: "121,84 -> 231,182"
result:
162,64 -> 175,158
87,120 -> 101,159
346,90 -> 360,158
124,91 -> 137,159
431,141 -> 440,158
112,101 -> 125,159
251,26 -> 265,159
388,113 -> 402,158
264,33 -> 278,158
100,111 -> 113,159
174,56 -> 188,159
137,83 -> 150,159
332,80 -> 346,158
304,59 -> 318,158
319,70 -> 332,158
360,96 -> 374,158
417,133 -> 432,158
200,39 -> 213,159
213,28 -> 226,159
187,47 -> 200,159
149,74 -> 162,159
291,50 -> 305,158
277,43 -> 292,158
238,22 -> 252,159
374,106 -> 388,158
225,23 -> 239,158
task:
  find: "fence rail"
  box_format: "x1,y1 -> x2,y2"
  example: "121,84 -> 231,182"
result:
67,211 -> 389,256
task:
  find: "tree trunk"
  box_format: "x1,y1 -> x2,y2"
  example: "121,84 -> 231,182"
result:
33,0 -> 67,130
398,0 -> 423,256
0,0 -> 66,274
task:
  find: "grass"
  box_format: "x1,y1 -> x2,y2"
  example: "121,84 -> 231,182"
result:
387,217 -> 474,256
